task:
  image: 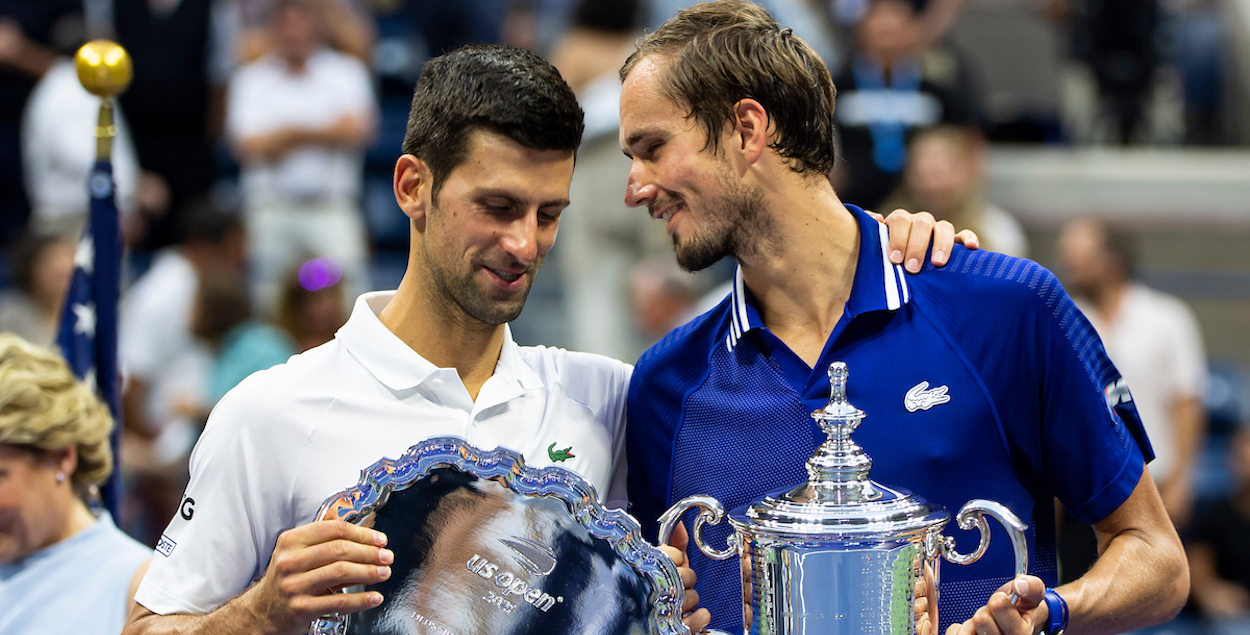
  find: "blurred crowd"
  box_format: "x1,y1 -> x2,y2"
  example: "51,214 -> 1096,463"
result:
0,0 -> 1247,633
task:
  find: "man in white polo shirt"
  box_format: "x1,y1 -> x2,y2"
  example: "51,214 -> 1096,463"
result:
227,0 -> 376,310
125,44 -> 656,635
125,43 -> 964,635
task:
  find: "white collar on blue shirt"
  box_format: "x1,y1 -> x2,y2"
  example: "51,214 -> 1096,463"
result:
725,211 -> 911,351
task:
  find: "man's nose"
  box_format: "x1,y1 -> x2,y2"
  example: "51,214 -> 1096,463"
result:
625,165 -> 658,208
500,213 -> 540,264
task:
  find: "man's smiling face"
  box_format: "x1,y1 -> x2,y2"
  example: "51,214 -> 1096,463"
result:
619,56 -> 763,272
421,129 -> 574,325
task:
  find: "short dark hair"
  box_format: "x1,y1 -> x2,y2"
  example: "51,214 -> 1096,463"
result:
620,0 -> 837,175
401,45 -> 585,196
181,201 -> 244,246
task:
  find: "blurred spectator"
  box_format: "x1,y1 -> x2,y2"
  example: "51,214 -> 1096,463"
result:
0,334 -> 150,634
551,0 -> 674,361
549,0 -> 641,91
401,0 -> 506,58
113,0 -> 221,249
882,125 -> 1027,257
1164,0 -> 1227,145
629,256 -> 700,347
190,266 -> 294,406
21,55 -> 141,240
0,234 -> 75,347
1066,0 -> 1161,145
1186,423 -> 1250,631
226,0 -> 376,310
1058,218 -> 1207,526
647,0 -> 839,68
827,0 -> 968,52
234,0 -> 375,64
273,256 -> 347,353
118,205 -> 243,542
500,0 -> 539,52
832,0 -> 983,211
0,1 -> 83,245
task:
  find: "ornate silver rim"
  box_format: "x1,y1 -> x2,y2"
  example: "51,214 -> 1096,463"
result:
310,436 -> 689,635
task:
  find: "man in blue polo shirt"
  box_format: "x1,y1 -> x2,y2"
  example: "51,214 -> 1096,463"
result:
618,3 -> 1188,635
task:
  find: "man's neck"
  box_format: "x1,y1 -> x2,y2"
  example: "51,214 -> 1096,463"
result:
283,53 -> 311,75
1092,279 -> 1129,326
378,276 -> 505,402
738,180 -> 860,368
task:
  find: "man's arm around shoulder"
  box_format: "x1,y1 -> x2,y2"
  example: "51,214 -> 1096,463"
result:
123,520 -> 393,635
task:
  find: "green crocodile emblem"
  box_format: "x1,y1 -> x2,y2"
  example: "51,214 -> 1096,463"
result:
547,442 -> 576,463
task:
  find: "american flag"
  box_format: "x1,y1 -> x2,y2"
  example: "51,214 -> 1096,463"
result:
57,159 -> 123,518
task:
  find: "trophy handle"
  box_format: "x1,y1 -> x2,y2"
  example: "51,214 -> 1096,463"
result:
939,499 -> 1029,578
657,495 -> 738,561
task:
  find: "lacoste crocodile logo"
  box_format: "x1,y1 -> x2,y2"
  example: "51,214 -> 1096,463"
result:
547,442 -> 575,463
905,381 -> 950,412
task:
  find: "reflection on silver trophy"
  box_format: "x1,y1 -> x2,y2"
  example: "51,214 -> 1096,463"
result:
659,362 -> 1029,635
311,439 -> 689,635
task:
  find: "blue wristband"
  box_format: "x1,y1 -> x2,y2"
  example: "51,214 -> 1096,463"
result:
1043,588 -> 1069,635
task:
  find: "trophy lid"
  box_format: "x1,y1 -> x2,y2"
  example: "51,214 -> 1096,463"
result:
729,362 -> 948,539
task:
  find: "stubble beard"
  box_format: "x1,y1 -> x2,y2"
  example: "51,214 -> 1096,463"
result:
423,209 -> 537,326
672,174 -> 767,273
427,259 -> 533,326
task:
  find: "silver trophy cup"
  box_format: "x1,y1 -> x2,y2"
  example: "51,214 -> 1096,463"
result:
658,362 -> 1029,635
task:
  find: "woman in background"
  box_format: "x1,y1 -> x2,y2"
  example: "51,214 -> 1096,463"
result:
0,334 -> 150,634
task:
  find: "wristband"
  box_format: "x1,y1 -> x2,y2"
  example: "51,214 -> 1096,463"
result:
1043,588 -> 1069,635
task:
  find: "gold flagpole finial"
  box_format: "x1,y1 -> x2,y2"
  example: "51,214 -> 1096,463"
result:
76,40 -> 132,98
75,40 -> 132,159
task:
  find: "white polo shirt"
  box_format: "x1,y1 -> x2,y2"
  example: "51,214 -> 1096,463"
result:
227,47 -> 375,201
135,291 -> 632,615
1078,282 -> 1207,483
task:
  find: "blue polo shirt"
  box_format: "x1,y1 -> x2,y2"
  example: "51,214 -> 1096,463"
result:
626,206 -> 1152,633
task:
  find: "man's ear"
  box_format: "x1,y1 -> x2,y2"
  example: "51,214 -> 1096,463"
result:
394,154 -> 432,224
732,98 -> 770,165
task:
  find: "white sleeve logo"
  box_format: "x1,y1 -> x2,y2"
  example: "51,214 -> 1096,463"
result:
905,381 -> 951,412
156,534 -> 176,557
1104,378 -> 1133,408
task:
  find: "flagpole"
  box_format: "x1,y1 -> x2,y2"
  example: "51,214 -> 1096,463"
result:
77,41 -> 130,159
72,40 -> 131,520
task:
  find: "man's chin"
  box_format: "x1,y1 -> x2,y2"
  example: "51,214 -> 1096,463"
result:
675,242 -> 728,273
467,289 -> 529,325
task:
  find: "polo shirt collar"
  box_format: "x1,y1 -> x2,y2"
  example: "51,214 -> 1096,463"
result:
336,291 -> 544,392
725,204 -> 911,351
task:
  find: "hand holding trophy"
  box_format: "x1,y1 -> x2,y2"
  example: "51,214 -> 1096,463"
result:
311,439 -> 695,635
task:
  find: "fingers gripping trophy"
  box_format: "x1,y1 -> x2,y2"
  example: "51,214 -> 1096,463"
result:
659,362 -> 1030,635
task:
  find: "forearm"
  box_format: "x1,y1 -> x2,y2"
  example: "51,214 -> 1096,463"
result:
236,116 -> 372,162
313,114 -> 374,148
1057,473 -> 1188,634
236,130 -> 302,163
124,590 -> 287,635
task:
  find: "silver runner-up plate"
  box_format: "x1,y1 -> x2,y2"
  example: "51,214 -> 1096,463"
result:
310,437 -> 690,635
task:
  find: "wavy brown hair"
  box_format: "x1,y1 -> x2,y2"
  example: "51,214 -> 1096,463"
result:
620,0 -> 837,175
0,334 -> 114,489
